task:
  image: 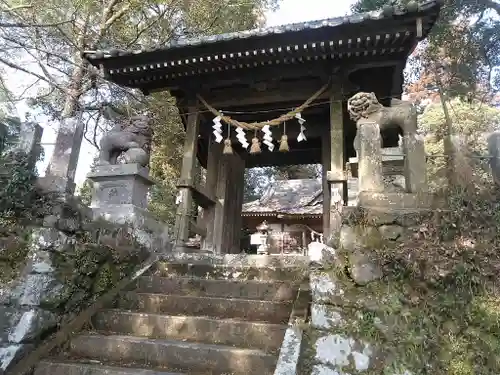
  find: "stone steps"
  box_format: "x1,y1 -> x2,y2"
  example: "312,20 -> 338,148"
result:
67,334 -> 277,375
34,255 -> 306,375
93,310 -> 286,351
153,262 -> 305,282
117,292 -> 292,324
35,361 -> 186,375
132,276 -> 296,301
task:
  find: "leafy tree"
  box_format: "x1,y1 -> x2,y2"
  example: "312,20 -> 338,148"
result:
0,0 -> 279,225
351,0 -> 500,100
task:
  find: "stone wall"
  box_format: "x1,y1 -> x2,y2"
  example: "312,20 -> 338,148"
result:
300,208 -> 431,375
0,199 -> 150,373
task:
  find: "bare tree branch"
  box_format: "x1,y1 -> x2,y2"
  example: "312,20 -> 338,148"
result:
481,0 -> 500,16
0,55 -> 67,93
0,19 -> 74,28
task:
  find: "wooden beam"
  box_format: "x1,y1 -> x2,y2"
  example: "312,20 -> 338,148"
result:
321,127 -> 331,239
177,181 -> 216,209
244,147 -> 322,168
174,99 -> 200,247
205,79 -> 330,108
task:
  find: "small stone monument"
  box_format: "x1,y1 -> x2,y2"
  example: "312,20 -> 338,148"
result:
0,121 -> 43,177
87,114 -> 169,251
38,117 -> 84,195
353,119 -> 384,193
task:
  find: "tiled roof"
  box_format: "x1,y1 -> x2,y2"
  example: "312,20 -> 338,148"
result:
242,179 -> 323,216
83,0 -> 441,61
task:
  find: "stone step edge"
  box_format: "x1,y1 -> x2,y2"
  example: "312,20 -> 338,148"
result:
73,334 -> 275,356
122,292 -> 295,305
156,253 -> 309,268
96,309 -> 289,328
137,275 -> 291,285
36,360 -> 186,375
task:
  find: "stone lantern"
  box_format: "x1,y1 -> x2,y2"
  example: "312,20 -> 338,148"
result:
251,221 -> 271,255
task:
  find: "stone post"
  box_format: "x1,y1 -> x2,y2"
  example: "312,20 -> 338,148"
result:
19,122 -> 44,168
0,122 -> 43,177
403,133 -> 427,192
355,120 -> 384,192
0,121 -> 7,154
38,117 -> 84,195
488,131 -> 500,187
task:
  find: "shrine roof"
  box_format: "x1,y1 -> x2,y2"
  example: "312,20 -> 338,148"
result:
82,0 -> 442,92
242,179 -> 323,217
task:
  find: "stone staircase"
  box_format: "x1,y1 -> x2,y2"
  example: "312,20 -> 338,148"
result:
34,255 -> 307,375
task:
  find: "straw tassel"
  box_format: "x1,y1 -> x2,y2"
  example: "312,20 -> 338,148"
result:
250,136 -> 261,154
279,122 -> 289,152
223,123 -> 233,154
279,134 -> 289,152
223,138 -> 233,154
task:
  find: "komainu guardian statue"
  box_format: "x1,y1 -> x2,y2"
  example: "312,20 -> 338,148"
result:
98,115 -> 153,167
347,92 -> 418,135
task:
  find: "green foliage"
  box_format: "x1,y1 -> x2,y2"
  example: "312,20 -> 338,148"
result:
352,0 -> 500,99
0,228 -> 31,283
0,151 -> 47,226
312,184 -> 500,374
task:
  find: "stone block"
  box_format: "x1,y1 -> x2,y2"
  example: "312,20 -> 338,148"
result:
30,228 -> 72,253
17,274 -> 63,307
315,334 -> 373,372
311,304 -> 345,330
0,343 -> 29,373
358,191 -> 443,210
312,364 -> 347,375
308,242 -> 339,267
348,250 -> 383,286
340,225 -> 383,251
362,208 -> 431,227
378,225 -> 404,241
87,164 -> 154,209
310,272 -> 346,304
91,204 -> 169,252
5,308 -> 58,344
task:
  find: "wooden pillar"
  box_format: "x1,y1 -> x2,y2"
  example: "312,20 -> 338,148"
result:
174,101 -> 200,247
213,152 -> 245,254
322,129 -> 331,238
324,95 -> 344,246
201,138 -> 221,251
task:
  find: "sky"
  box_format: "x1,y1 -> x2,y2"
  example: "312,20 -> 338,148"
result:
11,0 -> 357,188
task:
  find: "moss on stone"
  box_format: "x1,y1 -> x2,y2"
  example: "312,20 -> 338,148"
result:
0,230 -> 31,283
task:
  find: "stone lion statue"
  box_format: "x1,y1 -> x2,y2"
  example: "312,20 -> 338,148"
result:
98,115 -> 153,167
347,92 -> 418,134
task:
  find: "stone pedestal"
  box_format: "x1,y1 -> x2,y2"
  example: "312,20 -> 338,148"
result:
87,164 -> 170,252
356,121 -> 384,193
404,133 -> 427,193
